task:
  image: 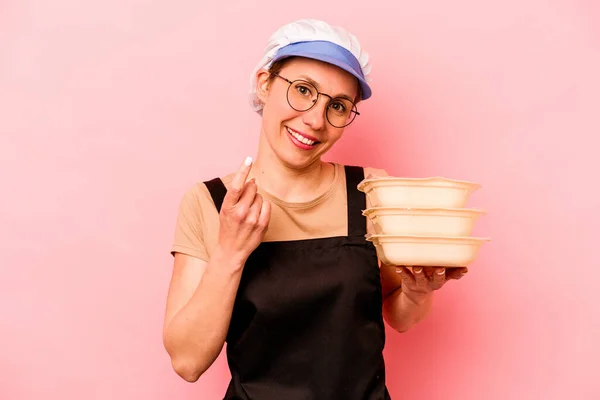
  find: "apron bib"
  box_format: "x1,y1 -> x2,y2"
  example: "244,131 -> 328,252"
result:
204,166 -> 391,400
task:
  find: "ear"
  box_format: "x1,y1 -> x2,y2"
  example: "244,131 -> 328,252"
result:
255,68 -> 272,103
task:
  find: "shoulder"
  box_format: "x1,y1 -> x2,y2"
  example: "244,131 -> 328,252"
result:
177,179 -> 220,216
337,164 -> 390,184
345,164 -> 389,180
363,166 -> 389,178
336,163 -> 390,178
180,181 -> 212,204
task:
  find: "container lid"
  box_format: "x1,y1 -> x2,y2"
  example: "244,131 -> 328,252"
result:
357,176 -> 481,192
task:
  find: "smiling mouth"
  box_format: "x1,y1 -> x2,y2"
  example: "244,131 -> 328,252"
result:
286,127 -> 320,146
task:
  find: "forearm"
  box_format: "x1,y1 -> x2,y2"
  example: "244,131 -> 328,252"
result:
382,287 -> 433,333
164,247 -> 243,381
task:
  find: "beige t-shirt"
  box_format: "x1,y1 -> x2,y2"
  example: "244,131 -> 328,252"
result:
171,163 -> 388,261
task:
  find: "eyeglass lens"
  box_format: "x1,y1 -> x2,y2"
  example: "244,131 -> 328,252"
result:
287,80 -> 356,128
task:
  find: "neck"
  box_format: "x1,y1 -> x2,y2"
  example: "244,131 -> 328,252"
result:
250,131 -> 334,203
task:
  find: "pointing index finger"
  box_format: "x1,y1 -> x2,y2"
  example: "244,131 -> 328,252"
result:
227,156 -> 253,204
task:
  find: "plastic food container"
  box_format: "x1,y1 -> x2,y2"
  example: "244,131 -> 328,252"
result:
366,234 -> 490,267
363,207 -> 485,237
357,177 -> 481,208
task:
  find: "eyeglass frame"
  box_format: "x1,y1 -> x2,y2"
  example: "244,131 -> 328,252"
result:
270,72 -> 361,128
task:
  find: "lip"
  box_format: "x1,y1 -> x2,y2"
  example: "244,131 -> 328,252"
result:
286,127 -> 319,150
286,126 -> 319,142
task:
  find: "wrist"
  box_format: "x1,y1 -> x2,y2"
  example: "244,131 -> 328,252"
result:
211,245 -> 247,274
401,287 -> 433,306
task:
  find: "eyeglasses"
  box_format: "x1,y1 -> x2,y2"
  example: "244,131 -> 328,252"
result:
271,73 -> 360,128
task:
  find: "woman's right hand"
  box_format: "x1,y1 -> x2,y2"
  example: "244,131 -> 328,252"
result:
217,157 -> 271,267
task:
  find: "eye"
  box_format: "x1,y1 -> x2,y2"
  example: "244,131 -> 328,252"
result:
295,84 -> 313,97
329,101 -> 348,113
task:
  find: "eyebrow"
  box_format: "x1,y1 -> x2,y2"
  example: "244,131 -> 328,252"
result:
297,74 -> 355,102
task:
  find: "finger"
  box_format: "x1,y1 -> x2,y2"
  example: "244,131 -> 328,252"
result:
245,192 -> 263,224
257,197 -> 271,230
447,267 -> 468,280
236,178 -> 258,209
225,156 -> 253,205
431,267 -> 446,289
424,267 -> 435,279
395,266 -> 416,286
412,267 -> 428,289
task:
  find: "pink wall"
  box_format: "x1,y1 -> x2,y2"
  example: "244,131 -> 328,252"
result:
1,1 -> 598,399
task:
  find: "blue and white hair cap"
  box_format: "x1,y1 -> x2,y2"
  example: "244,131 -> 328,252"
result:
249,19 -> 372,113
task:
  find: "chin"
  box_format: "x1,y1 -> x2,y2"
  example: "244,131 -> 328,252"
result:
279,151 -> 319,170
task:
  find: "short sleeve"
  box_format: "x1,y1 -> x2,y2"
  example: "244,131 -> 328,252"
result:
170,185 -> 210,261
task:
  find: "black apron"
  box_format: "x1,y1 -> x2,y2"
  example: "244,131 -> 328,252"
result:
204,165 -> 391,400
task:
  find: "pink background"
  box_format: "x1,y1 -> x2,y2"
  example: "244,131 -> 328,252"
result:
1,1 -> 599,399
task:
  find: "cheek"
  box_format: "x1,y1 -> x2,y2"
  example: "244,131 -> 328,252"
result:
327,131 -> 344,145
263,96 -> 297,127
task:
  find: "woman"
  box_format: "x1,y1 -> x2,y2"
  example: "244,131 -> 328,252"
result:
163,19 -> 467,399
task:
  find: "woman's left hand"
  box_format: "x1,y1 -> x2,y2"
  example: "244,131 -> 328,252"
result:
396,266 -> 468,297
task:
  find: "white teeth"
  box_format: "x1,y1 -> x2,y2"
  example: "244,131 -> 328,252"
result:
287,128 -> 315,146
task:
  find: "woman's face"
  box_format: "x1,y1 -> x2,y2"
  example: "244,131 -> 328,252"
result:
256,57 -> 360,169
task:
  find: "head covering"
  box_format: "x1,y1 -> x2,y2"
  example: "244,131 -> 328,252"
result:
249,19 -> 372,113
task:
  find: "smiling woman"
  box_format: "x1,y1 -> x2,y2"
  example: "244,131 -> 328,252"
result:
256,56 -> 362,167
162,18 -> 461,400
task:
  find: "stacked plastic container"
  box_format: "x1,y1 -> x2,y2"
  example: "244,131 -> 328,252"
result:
358,176 -> 490,267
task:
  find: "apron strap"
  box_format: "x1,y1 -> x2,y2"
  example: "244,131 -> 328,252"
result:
344,165 -> 367,237
205,166 -> 367,236
204,177 -> 227,213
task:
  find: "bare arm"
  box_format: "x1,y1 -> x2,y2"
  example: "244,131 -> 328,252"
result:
380,265 -> 467,332
162,250 -> 244,382
380,264 -> 433,333
163,157 -> 271,382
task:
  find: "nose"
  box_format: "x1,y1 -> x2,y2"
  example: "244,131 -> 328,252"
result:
301,95 -> 328,131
